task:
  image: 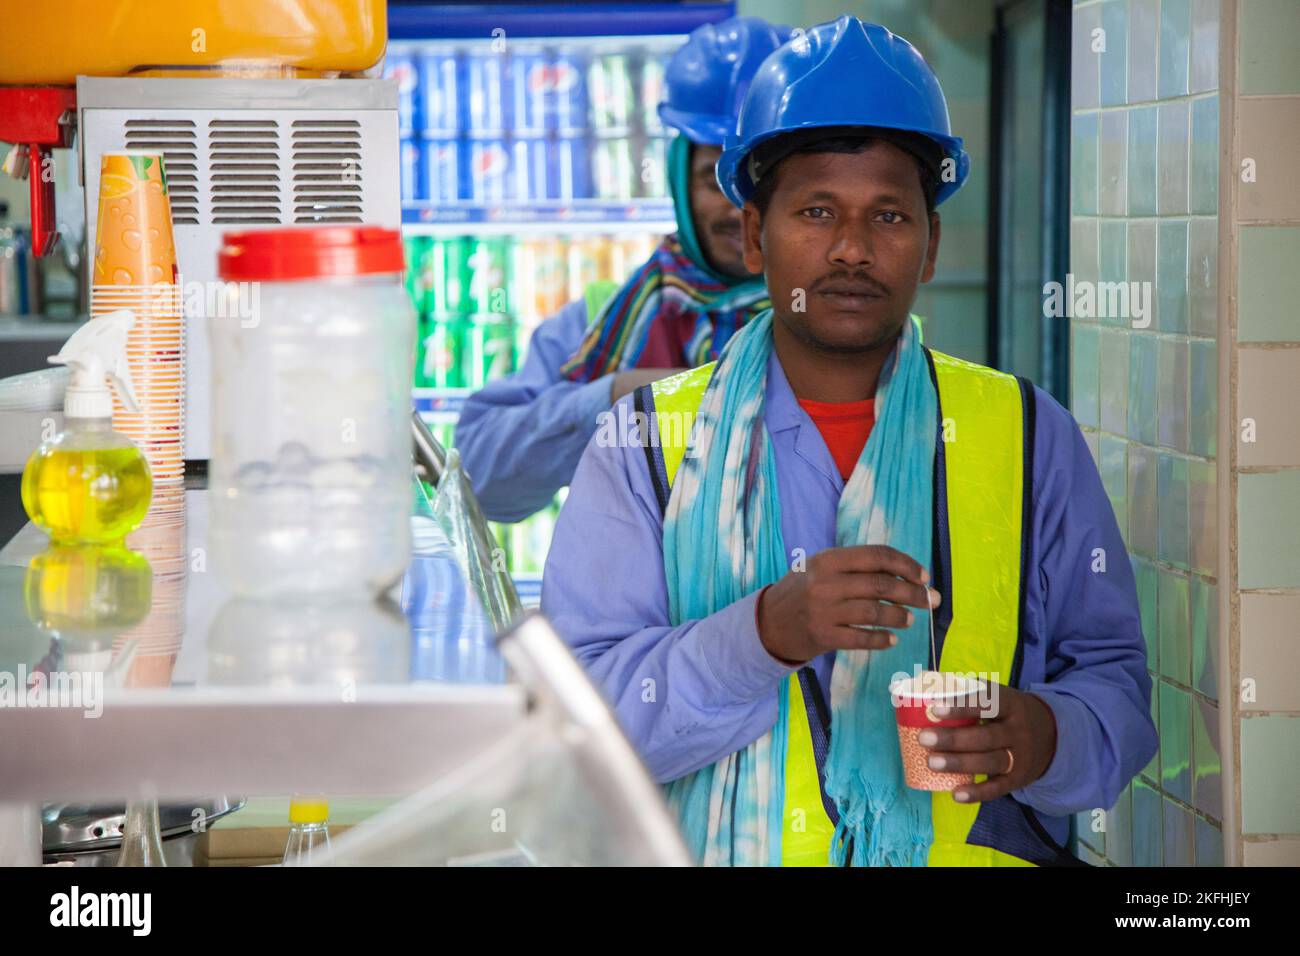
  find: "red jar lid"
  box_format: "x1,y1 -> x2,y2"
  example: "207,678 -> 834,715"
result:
218,226 -> 405,281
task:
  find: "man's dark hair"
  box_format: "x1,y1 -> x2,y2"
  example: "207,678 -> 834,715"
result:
749,132 -> 940,218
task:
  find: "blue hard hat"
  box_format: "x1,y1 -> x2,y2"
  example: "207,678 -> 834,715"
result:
717,16 -> 970,207
658,16 -> 795,146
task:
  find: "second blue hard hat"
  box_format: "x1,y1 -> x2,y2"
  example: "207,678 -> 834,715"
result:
658,15 -> 795,146
717,16 -> 971,207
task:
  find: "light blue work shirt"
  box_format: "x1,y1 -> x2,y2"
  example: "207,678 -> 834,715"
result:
455,299 -> 613,523
540,346 -> 1158,851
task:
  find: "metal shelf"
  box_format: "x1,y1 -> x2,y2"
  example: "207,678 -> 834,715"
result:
2,683 -> 528,803
402,199 -> 675,235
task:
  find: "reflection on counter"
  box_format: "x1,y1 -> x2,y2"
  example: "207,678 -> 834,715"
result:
207,597 -> 411,689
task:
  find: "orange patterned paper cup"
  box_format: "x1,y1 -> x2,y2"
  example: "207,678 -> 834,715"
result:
93,152 -> 178,287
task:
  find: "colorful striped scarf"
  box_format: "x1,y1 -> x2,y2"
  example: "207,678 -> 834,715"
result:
558,234 -> 770,381
661,310 -> 938,866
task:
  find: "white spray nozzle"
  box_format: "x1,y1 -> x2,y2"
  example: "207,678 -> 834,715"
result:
48,310 -> 142,419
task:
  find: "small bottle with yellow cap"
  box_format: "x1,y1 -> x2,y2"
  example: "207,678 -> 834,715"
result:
282,795 -> 331,866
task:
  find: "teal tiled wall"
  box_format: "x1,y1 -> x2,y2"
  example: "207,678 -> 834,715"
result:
1071,0 -> 1221,865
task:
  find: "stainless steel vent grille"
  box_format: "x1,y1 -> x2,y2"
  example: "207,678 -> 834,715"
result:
123,119 -> 199,224
208,119 -> 281,225
291,119 -> 364,223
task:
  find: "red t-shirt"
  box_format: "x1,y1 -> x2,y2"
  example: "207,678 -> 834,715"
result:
796,396 -> 876,482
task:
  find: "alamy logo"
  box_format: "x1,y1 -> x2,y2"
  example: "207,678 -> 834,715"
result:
0,666 -> 103,718
49,886 -> 151,936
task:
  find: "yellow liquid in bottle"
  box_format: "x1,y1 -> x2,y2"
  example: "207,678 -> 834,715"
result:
21,446 -> 153,545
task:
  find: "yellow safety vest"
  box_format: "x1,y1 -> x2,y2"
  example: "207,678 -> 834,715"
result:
644,349 -> 1074,867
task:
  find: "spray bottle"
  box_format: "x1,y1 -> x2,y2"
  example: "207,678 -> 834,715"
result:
20,310 -> 153,544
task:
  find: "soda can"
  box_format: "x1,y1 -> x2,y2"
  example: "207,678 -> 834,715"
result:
636,135 -> 669,198
508,45 -> 549,135
591,137 -> 635,200
466,138 -> 511,203
419,47 -> 461,135
550,48 -> 589,133
387,51 -> 421,135
588,53 -> 635,134
417,314 -> 469,389
421,139 -> 463,202
567,236 -> 611,301
465,49 -> 509,135
509,136 -> 549,202
513,236 -> 569,317
549,134 -> 591,200
464,313 -> 516,389
467,238 -> 512,315
430,237 -> 474,316
404,235 -> 433,313
400,137 -> 421,203
640,50 -> 670,134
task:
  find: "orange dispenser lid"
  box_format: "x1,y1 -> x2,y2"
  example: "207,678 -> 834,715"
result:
0,0 -> 387,86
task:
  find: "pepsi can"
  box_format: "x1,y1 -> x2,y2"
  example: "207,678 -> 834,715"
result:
465,49 -> 509,135
549,135 -> 592,200
509,45 -> 549,135
422,138 -> 463,202
386,51 -> 420,135
400,136 -> 421,202
510,136 -> 548,202
547,48 -> 588,133
419,48 -> 461,135
466,138 -> 511,202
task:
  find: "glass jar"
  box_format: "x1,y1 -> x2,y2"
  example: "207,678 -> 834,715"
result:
210,227 -> 415,598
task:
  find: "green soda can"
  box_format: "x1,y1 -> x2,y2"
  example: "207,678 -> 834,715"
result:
464,313 -> 516,388
404,236 -> 433,314
591,137 -> 635,199
589,53 -> 635,132
430,237 -> 474,316
467,237 -> 512,315
418,314 -> 468,389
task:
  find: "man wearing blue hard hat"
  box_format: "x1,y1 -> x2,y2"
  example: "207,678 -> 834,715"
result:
542,17 -> 1155,866
455,16 -> 792,522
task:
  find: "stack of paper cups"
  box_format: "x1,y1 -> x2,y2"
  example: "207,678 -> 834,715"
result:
90,151 -> 185,492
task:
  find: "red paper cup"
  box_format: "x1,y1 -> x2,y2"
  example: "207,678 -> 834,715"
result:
890,671 -> 988,791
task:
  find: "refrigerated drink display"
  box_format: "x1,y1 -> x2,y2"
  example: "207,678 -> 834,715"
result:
395,35 -> 683,204
397,13 -> 716,578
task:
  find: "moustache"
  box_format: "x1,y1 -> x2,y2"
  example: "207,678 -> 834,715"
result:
812,272 -> 890,297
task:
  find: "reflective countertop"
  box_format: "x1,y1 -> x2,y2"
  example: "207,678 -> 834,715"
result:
0,479 -> 527,803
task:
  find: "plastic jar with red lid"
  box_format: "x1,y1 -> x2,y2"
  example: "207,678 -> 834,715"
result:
209,226 -> 415,598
